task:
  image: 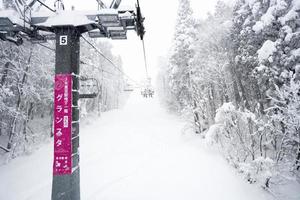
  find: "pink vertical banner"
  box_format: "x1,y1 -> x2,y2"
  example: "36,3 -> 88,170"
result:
53,74 -> 72,175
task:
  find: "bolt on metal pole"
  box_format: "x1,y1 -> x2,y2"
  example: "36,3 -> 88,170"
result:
52,26 -> 80,200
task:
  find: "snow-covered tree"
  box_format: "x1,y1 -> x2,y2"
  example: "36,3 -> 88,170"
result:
167,0 -> 196,111
159,0 -> 300,189
190,2 -> 233,131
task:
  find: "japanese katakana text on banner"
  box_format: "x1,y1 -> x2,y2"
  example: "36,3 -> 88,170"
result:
53,74 -> 72,175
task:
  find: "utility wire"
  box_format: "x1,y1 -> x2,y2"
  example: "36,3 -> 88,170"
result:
81,35 -> 139,85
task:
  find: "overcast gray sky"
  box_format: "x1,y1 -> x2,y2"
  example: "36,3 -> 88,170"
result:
63,0 -> 234,83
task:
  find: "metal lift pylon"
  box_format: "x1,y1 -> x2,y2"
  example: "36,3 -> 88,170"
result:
0,1 -> 145,199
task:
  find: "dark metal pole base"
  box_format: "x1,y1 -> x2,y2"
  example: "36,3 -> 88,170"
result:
51,168 -> 80,200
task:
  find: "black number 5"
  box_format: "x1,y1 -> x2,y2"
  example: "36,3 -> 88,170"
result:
60,36 -> 68,45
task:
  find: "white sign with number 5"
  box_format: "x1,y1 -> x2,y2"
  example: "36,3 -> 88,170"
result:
60,36 -> 68,45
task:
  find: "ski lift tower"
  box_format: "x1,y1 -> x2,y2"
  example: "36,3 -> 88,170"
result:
0,0 -> 145,199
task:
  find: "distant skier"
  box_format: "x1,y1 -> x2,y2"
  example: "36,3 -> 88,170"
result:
149,89 -> 153,98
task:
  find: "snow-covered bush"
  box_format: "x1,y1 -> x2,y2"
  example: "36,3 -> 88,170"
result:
238,157 -> 275,188
208,103 -> 256,162
265,76 -> 300,171
206,102 -> 276,187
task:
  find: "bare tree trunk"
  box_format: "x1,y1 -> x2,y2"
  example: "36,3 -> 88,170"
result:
22,102 -> 34,144
7,116 -> 17,149
27,102 -> 34,120
208,84 -> 217,125
0,62 -> 10,85
99,70 -> 104,114
7,48 -> 33,150
259,132 -> 264,157
0,62 -> 10,136
104,87 -> 108,111
236,70 -> 250,110
296,147 -> 300,170
296,128 -> 300,170
228,61 -> 250,110
228,61 -> 241,108
193,100 -> 201,134
252,80 -> 265,115
49,103 -> 54,137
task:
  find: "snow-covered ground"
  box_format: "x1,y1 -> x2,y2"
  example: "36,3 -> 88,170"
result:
0,92 -> 278,200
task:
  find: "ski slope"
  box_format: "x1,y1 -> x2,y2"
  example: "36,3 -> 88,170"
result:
0,92 -> 274,200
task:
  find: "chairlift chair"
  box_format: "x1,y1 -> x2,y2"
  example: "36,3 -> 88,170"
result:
124,83 -> 134,92
79,77 -> 100,99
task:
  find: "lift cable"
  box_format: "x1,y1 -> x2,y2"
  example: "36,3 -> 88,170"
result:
136,0 -> 149,81
36,0 -> 56,12
35,42 -> 127,78
81,36 -> 121,71
80,60 -> 119,77
27,0 -> 56,13
141,39 -> 148,79
96,0 -> 107,10
81,35 -> 140,85
54,0 -> 65,11
37,42 -> 55,51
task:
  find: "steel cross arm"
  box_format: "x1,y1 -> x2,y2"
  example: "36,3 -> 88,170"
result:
29,9 -> 136,37
0,9 -> 44,44
0,6 -> 141,42
96,0 -> 107,9
110,0 -> 122,9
